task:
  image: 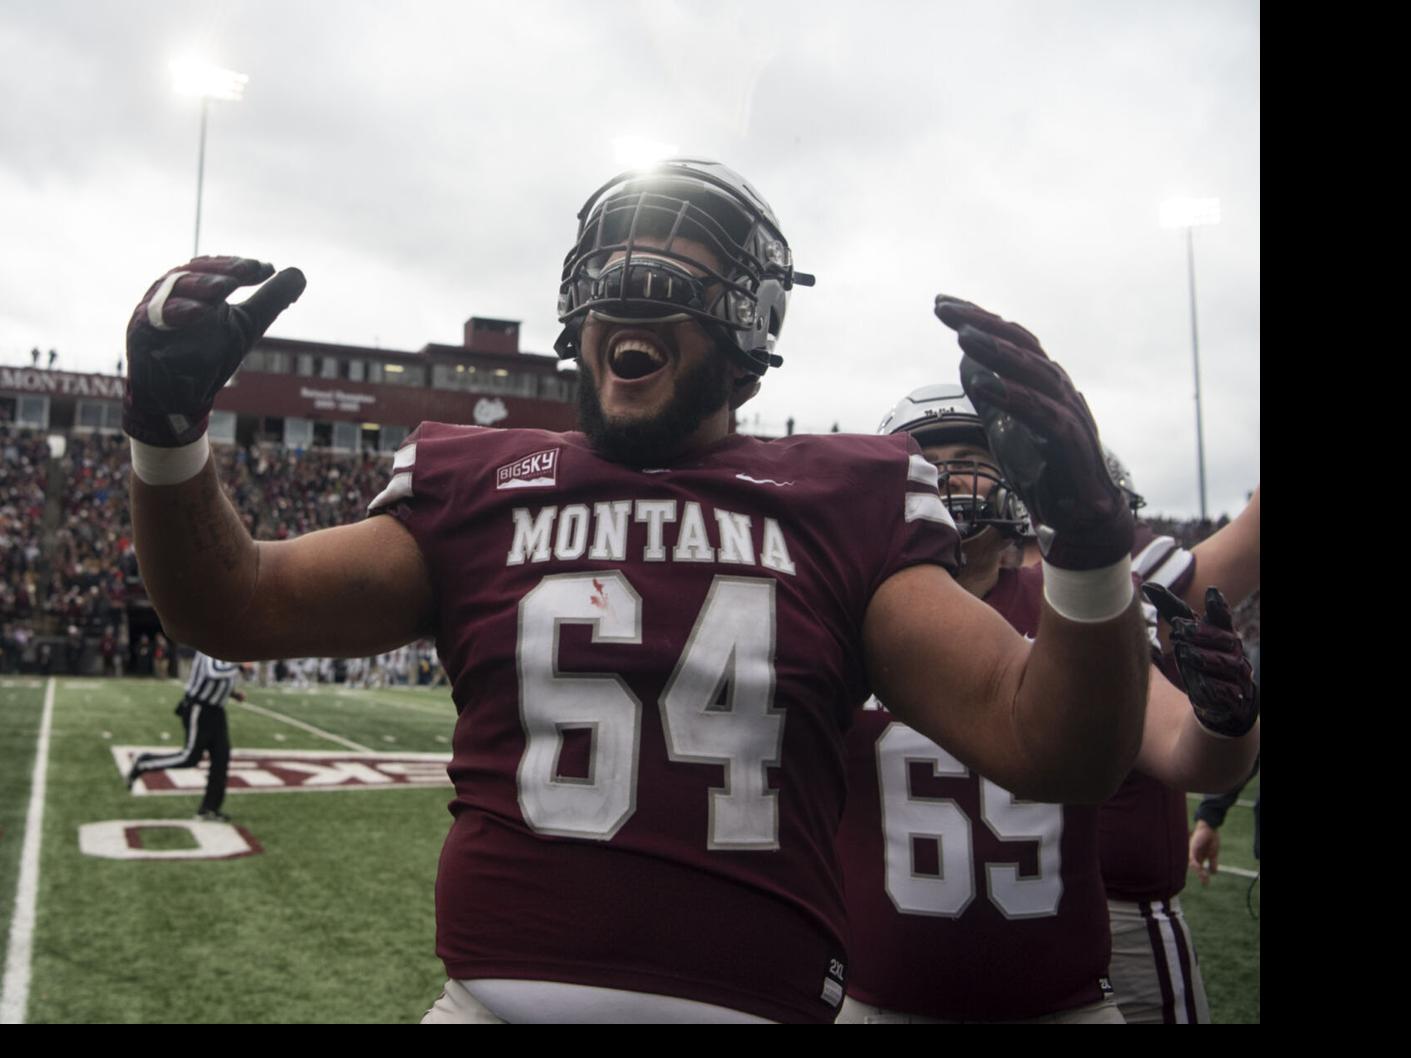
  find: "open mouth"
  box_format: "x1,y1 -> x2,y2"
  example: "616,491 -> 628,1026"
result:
607,331 -> 671,382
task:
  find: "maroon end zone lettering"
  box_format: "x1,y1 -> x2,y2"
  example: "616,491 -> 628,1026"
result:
118,748 -> 451,795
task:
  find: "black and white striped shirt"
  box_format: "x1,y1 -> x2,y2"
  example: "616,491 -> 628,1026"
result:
184,652 -> 241,707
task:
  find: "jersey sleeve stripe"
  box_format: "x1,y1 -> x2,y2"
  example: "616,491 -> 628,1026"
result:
906,454 -> 940,488
1141,547 -> 1194,589
1132,535 -> 1176,578
392,442 -> 418,472
904,492 -> 957,530
368,469 -> 414,514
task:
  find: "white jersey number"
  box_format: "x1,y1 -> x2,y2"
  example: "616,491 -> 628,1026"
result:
877,723 -> 1063,919
517,572 -> 782,848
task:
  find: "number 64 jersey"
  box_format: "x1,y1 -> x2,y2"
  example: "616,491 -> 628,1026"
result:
369,423 -> 961,1023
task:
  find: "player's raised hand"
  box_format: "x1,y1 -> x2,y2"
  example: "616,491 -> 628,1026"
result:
1141,583 -> 1259,738
124,257 -> 306,447
934,295 -> 1132,571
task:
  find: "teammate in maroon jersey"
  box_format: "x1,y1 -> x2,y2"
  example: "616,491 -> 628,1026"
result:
835,385 -> 1258,1023
1101,485 -> 1260,1024
121,161 -> 1150,1022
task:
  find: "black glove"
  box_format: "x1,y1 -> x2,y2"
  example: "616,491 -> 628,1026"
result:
1142,583 -> 1259,738
125,257 -> 306,446
934,295 -> 1133,570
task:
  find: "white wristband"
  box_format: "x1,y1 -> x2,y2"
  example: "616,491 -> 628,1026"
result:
1042,556 -> 1134,623
129,434 -> 210,486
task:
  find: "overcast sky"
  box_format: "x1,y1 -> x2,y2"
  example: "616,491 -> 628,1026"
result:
0,0 -> 1258,518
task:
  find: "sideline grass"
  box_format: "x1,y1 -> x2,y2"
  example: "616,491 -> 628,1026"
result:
12,677 -> 1261,1022
0,680 -> 48,985
25,678 -> 454,1023
1182,771 -> 1260,1024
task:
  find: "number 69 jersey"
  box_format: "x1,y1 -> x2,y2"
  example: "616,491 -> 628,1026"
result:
834,563 -> 1112,1021
370,423 -> 961,1024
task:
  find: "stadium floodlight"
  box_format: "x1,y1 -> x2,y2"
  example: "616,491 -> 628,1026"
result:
1158,196 -> 1221,521
170,57 -> 248,102
612,136 -> 681,169
1159,197 -> 1221,230
170,57 -> 248,257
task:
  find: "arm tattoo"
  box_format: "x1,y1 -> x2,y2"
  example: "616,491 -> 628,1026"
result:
181,470 -> 245,573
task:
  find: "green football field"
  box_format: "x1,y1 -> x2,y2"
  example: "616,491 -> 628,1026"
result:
0,676 -> 1259,1024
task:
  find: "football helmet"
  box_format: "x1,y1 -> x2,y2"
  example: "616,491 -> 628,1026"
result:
1103,446 -> 1147,513
555,159 -> 814,376
877,384 -> 1032,540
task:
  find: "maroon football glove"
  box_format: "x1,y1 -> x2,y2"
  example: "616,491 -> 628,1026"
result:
934,295 -> 1133,571
124,257 -> 306,446
1141,583 -> 1259,738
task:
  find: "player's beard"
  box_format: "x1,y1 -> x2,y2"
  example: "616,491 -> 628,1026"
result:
577,349 -> 733,466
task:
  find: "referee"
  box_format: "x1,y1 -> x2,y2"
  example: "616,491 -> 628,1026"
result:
127,650 -> 247,821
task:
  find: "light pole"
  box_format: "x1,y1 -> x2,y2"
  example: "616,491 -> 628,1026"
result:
170,58 -> 248,257
1159,196 -> 1221,522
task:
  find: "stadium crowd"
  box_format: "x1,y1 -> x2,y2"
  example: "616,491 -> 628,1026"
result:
0,426 -> 454,680
1,419 -> 1259,680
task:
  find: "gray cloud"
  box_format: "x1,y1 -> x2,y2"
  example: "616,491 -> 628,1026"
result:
0,0 -> 1258,517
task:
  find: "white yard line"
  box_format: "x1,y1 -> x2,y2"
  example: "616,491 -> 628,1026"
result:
1218,865 -> 1259,880
234,699 -> 373,753
0,677 -> 56,1025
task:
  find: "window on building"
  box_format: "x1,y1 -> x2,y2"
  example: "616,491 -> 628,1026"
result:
539,374 -> 577,402
268,351 -> 291,374
284,416 -> 313,450
75,401 -> 105,431
209,410 -> 237,445
320,356 -> 339,380
380,425 -> 409,452
297,354 -> 315,377
382,363 -> 425,387
332,421 -> 360,452
367,361 -> 384,384
17,395 -> 49,430
479,368 -> 535,397
347,359 -> 365,382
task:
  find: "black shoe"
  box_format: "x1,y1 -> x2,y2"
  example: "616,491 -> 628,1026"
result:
196,809 -> 232,823
126,756 -> 146,791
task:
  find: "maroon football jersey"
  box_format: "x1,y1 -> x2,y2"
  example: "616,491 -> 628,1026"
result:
1097,524 -> 1198,902
835,563 -> 1113,1020
370,424 -> 960,1023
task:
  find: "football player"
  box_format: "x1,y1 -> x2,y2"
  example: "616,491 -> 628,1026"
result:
1100,482 -> 1260,1024
834,384 -> 1258,1023
122,160 -> 1149,1023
